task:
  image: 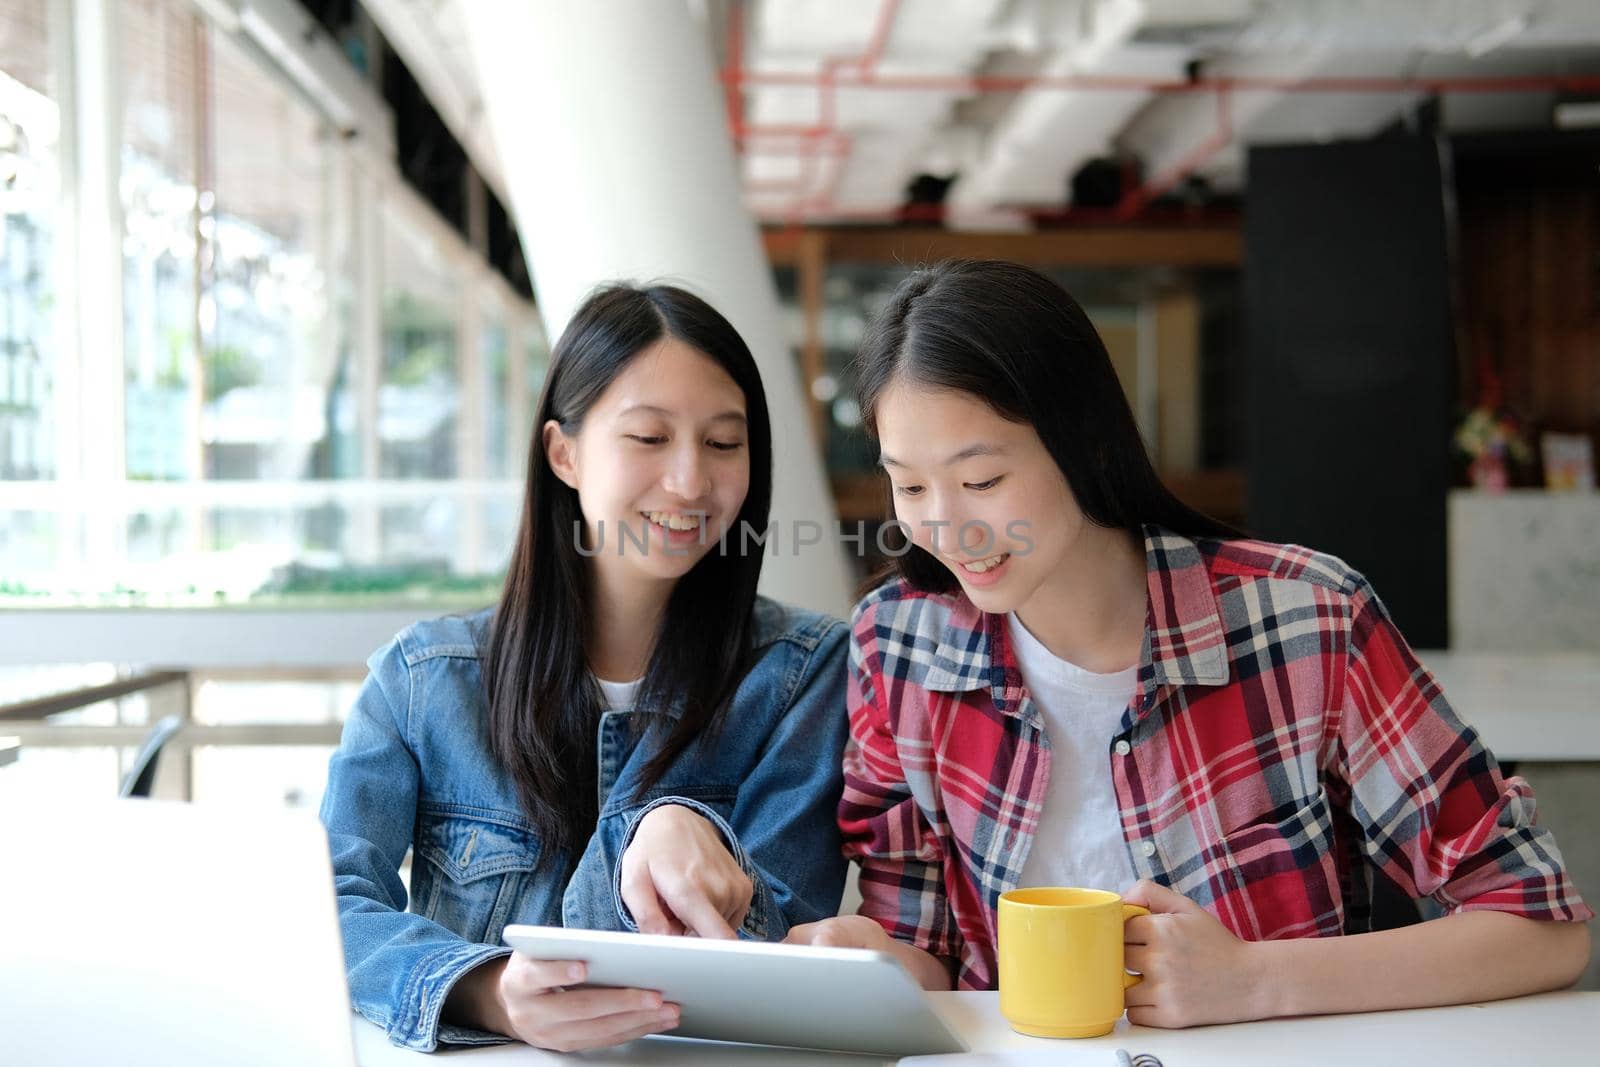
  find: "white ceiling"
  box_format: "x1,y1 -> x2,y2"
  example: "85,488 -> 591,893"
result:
361,0 -> 1600,226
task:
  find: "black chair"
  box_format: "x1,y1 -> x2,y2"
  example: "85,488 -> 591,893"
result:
119,714 -> 185,798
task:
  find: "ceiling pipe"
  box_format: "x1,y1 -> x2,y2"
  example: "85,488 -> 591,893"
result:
1114,85 -> 1233,220
727,0 -> 903,221
727,6 -> 1600,223
802,2 -> 894,218
722,0 -> 745,143
945,0 -> 1177,222
724,68 -> 1600,96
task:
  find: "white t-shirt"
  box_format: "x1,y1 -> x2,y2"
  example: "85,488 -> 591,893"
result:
595,675 -> 643,711
1007,612 -> 1140,893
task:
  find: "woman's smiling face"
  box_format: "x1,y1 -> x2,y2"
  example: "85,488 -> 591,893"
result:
544,337 -> 751,583
874,379 -> 1092,614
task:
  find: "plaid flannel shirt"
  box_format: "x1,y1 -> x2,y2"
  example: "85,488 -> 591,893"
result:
840,526 -> 1592,990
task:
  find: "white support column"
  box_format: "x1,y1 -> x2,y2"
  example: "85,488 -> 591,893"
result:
351,158 -> 383,564
460,169 -> 491,572
48,0 -> 80,491
456,265 -> 485,574
461,0 -> 851,616
318,127 -> 349,477
69,0 -> 127,565
506,312 -> 530,480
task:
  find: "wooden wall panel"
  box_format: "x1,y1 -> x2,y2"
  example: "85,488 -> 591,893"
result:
1457,181 -> 1600,436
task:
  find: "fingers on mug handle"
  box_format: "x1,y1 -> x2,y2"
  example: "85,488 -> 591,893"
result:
1121,903 -> 1150,988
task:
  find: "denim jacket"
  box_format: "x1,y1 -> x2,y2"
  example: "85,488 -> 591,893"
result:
319,596 -> 849,1051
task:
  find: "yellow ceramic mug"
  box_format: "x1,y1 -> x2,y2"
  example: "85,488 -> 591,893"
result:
997,887 -> 1149,1038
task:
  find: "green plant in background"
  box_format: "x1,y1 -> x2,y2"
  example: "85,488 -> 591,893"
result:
155,325 -> 193,388
1453,407 -> 1532,465
1454,357 -> 1532,491
205,342 -> 261,397
0,580 -> 47,598
383,292 -> 455,385
262,559 -> 502,598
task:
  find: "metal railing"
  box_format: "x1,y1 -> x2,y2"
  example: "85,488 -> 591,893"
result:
0,669 -> 347,800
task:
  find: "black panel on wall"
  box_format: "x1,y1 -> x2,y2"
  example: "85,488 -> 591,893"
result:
1244,137 -> 1454,648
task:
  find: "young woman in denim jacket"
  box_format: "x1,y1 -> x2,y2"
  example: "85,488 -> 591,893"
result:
320,284 -> 850,1053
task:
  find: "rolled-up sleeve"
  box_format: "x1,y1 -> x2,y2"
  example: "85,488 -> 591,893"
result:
839,601 -> 965,962
1338,578 -> 1592,922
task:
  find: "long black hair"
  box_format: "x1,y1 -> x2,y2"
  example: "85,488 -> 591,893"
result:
854,259 -> 1236,594
484,283 -> 772,861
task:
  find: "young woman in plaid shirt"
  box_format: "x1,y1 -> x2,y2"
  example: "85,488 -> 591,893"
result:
785,260 -> 1591,1026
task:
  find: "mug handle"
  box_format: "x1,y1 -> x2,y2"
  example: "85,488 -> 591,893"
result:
1121,903 -> 1151,989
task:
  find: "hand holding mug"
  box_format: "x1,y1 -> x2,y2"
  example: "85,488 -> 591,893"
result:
1121,879 -> 1267,1028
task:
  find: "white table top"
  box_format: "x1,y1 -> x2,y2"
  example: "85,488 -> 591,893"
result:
353,990 -> 1600,1066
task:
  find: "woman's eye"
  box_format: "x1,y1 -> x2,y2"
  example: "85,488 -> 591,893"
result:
626,434 -> 667,445
965,476 -> 1003,491
893,484 -> 925,498
708,440 -> 745,452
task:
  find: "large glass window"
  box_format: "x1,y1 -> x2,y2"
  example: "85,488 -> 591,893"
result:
2,0 -> 536,610
480,297 -> 510,479
202,29 -> 346,483
120,0 -> 200,481
379,201 -> 460,480
524,317 -> 549,440
198,29 -> 357,584
0,0 -> 60,481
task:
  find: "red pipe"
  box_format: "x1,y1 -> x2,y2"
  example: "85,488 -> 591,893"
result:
854,0 -> 900,74
763,200 -> 1240,225
730,5 -> 1600,223
803,0 -> 901,219
726,0 -> 902,218
725,68 -> 1600,96
721,0 -> 745,145
1114,86 -> 1233,221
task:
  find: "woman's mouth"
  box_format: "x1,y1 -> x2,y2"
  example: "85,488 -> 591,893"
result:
643,510 -> 703,532
641,510 -> 707,548
949,552 -> 1011,587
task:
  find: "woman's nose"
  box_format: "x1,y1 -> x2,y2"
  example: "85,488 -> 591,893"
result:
663,444 -> 711,500
915,493 -> 974,557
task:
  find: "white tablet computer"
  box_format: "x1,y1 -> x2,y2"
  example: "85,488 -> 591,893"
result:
502,924 -> 968,1058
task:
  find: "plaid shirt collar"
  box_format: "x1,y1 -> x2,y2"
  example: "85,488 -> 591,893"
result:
917,525 -> 1231,720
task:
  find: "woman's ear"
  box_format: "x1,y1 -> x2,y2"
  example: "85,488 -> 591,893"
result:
543,419 -> 579,490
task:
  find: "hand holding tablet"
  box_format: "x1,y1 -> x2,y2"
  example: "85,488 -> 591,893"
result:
502,924 -> 969,1057
444,951 -> 682,1052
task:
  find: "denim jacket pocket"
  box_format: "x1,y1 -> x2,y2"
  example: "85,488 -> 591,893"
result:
413,810 -> 540,946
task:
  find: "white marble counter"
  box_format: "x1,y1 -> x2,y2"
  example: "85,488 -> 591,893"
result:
1449,489 -> 1600,652
1418,650 -> 1600,760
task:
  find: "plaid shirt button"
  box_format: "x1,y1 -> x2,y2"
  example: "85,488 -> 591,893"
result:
1140,841 -> 1157,858
1113,739 -> 1132,756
